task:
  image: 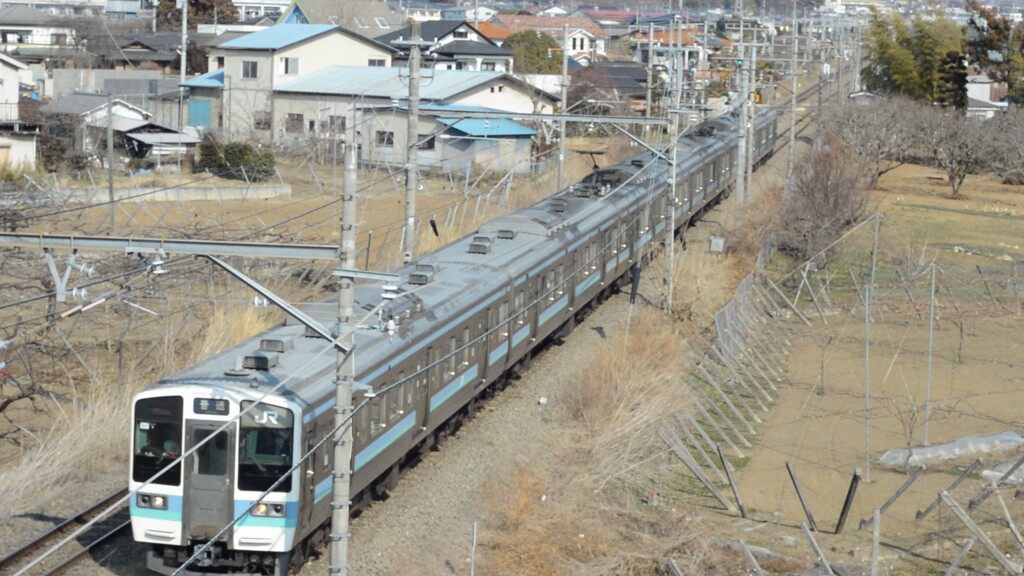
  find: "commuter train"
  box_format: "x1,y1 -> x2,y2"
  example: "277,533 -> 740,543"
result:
129,108 -> 779,575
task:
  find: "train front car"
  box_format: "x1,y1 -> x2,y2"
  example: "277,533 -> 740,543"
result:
130,386 -> 301,576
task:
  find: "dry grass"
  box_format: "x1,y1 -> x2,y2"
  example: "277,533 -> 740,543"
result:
0,302 -> 281,522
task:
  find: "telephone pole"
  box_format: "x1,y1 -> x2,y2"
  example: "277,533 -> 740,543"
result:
178,0 -> 187,172
403,21 -> 423,264
788,0 -> 798,179
557,24 -> 569,191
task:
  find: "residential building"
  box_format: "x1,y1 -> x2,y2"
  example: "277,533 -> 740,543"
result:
231,0 -> 289,22
0,52 -> 37,168
397,0 -> 447,23
269,66 -> 556,154
86,32 -> 181,73
441,6 -> 497,22
0,6 -> 85,75
191,24 -> 397,141
277,0 -> 399,37
489,14 -> 609,66
378,21 -> 513,72
0,0 -> 105,15
370,103 -> 536,174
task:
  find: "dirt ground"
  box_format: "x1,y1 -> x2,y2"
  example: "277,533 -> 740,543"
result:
731,164 -> 1024,574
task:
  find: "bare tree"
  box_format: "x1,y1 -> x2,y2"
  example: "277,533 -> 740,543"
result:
912,106 -> 996,197
825,97 -> 916,188
777,134 -> 869,261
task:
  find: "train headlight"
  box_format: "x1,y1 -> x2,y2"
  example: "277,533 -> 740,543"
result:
137,493 -> 169,510
252,501 -> 286,517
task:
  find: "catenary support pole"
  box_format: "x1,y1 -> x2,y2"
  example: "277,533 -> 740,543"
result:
403,22 -> 422,264
107,95 -> 115,234
925,263 -> 935,445
557,24 -> 569,192
329,142 -> 358,576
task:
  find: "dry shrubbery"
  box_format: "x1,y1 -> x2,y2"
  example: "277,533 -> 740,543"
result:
481,310 -> 752,575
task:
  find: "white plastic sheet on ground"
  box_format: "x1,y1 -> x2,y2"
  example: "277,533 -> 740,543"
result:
877,431 -> 1024,469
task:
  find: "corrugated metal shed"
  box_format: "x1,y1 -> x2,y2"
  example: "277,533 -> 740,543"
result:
181,69 -> 225,89
437,118 -> 534,137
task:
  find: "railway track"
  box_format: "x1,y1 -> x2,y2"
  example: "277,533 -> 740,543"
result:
0,488 -> 131,576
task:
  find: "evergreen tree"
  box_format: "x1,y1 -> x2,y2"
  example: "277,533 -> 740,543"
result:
504,31 -> 562,75
937,51 -> 969,109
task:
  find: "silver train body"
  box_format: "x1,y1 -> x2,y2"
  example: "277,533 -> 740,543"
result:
129,109 -> 779,575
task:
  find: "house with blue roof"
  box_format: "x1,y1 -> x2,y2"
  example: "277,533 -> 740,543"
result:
371,103 -> 537,174
189,24 -> 397,141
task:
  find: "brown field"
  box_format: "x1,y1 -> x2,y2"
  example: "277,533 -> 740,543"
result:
730,164 -> 1024,574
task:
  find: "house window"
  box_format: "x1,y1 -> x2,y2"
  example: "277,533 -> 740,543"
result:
354,17 -> 368,28
375,17 -> 389,28
254,111 -> 271,130
285,113 -> 303,132
368,58 -> 385,67
244,7 -> 260,19
242,61 -> 258,79
376,131 -> 394,147
417,133 -> 434,150
282,57 -> 299,75
264,7 -> 280,17
308,119 -> 316,132
50,33 -> 67,45
481,62 -> 496,71
453,30 -> 468,39
322,115 -> 345,134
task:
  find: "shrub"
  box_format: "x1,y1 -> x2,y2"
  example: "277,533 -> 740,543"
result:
196,135 -> 275,182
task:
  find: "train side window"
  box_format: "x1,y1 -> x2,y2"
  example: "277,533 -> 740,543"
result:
556,264 -> 564,289
387,386 -> 400,422
462,327 -> 470,364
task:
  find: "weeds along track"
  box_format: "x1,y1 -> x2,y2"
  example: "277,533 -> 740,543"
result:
0,488 -> 130,576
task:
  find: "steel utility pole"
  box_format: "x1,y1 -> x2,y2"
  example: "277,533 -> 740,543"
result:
403,21 -> 422,264
329,142 -> 357,576
557,24 -> 569,191
107,95 -> 115,234
745,38 -> 756,201
178,0 -> 187,172
736,42 -> 748,204
788,0 -> 798,179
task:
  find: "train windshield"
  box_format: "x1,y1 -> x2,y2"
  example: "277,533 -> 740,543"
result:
133,396 -> 184,485
238,401 -> 294,492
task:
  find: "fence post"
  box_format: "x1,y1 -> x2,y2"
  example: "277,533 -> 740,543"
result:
786,461 -> 819,532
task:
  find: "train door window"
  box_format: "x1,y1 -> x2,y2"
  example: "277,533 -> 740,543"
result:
515,291 -> 525,324
497,303 -> 508,341
387,386 -> 400,422
428,348 -> 442,394
447,336 -> 457,375
305,427 -> 316,483
192,428 -> 228,476
370,397 -> 382,432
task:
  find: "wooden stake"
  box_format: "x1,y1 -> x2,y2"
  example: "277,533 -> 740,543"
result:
697,365 -> 756,435
717,444 -> 747,518
870,509 -> 880,576
835,469 -> 861,534
977,264 -> 1005,311
944,538 -> 976,576
993,484 -> 1024,558
786,461 -> 819,532
673,414 -> 727,484
739,540 -> 765,575
694,400 -> 745,457
764,275 -> 813,326
659,421 -> 736,512
862,468 -> 923,530
969,453 -> 1024,511
800,521 -> 836,575
918,460 -> 980,520
940,491 -> 1024,575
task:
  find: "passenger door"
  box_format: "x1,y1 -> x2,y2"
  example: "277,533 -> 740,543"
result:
184,421 -> 234,541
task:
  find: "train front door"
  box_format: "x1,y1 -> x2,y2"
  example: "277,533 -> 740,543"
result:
184,421 -> 234,541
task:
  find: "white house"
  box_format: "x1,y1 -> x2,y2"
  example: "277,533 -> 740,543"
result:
0,51 -> 36,168
378,21 -> 513,72
269,66 -> 556,154
197,24 -> 397,142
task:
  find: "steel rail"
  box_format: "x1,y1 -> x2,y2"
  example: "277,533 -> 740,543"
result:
0,487 -> 128,573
